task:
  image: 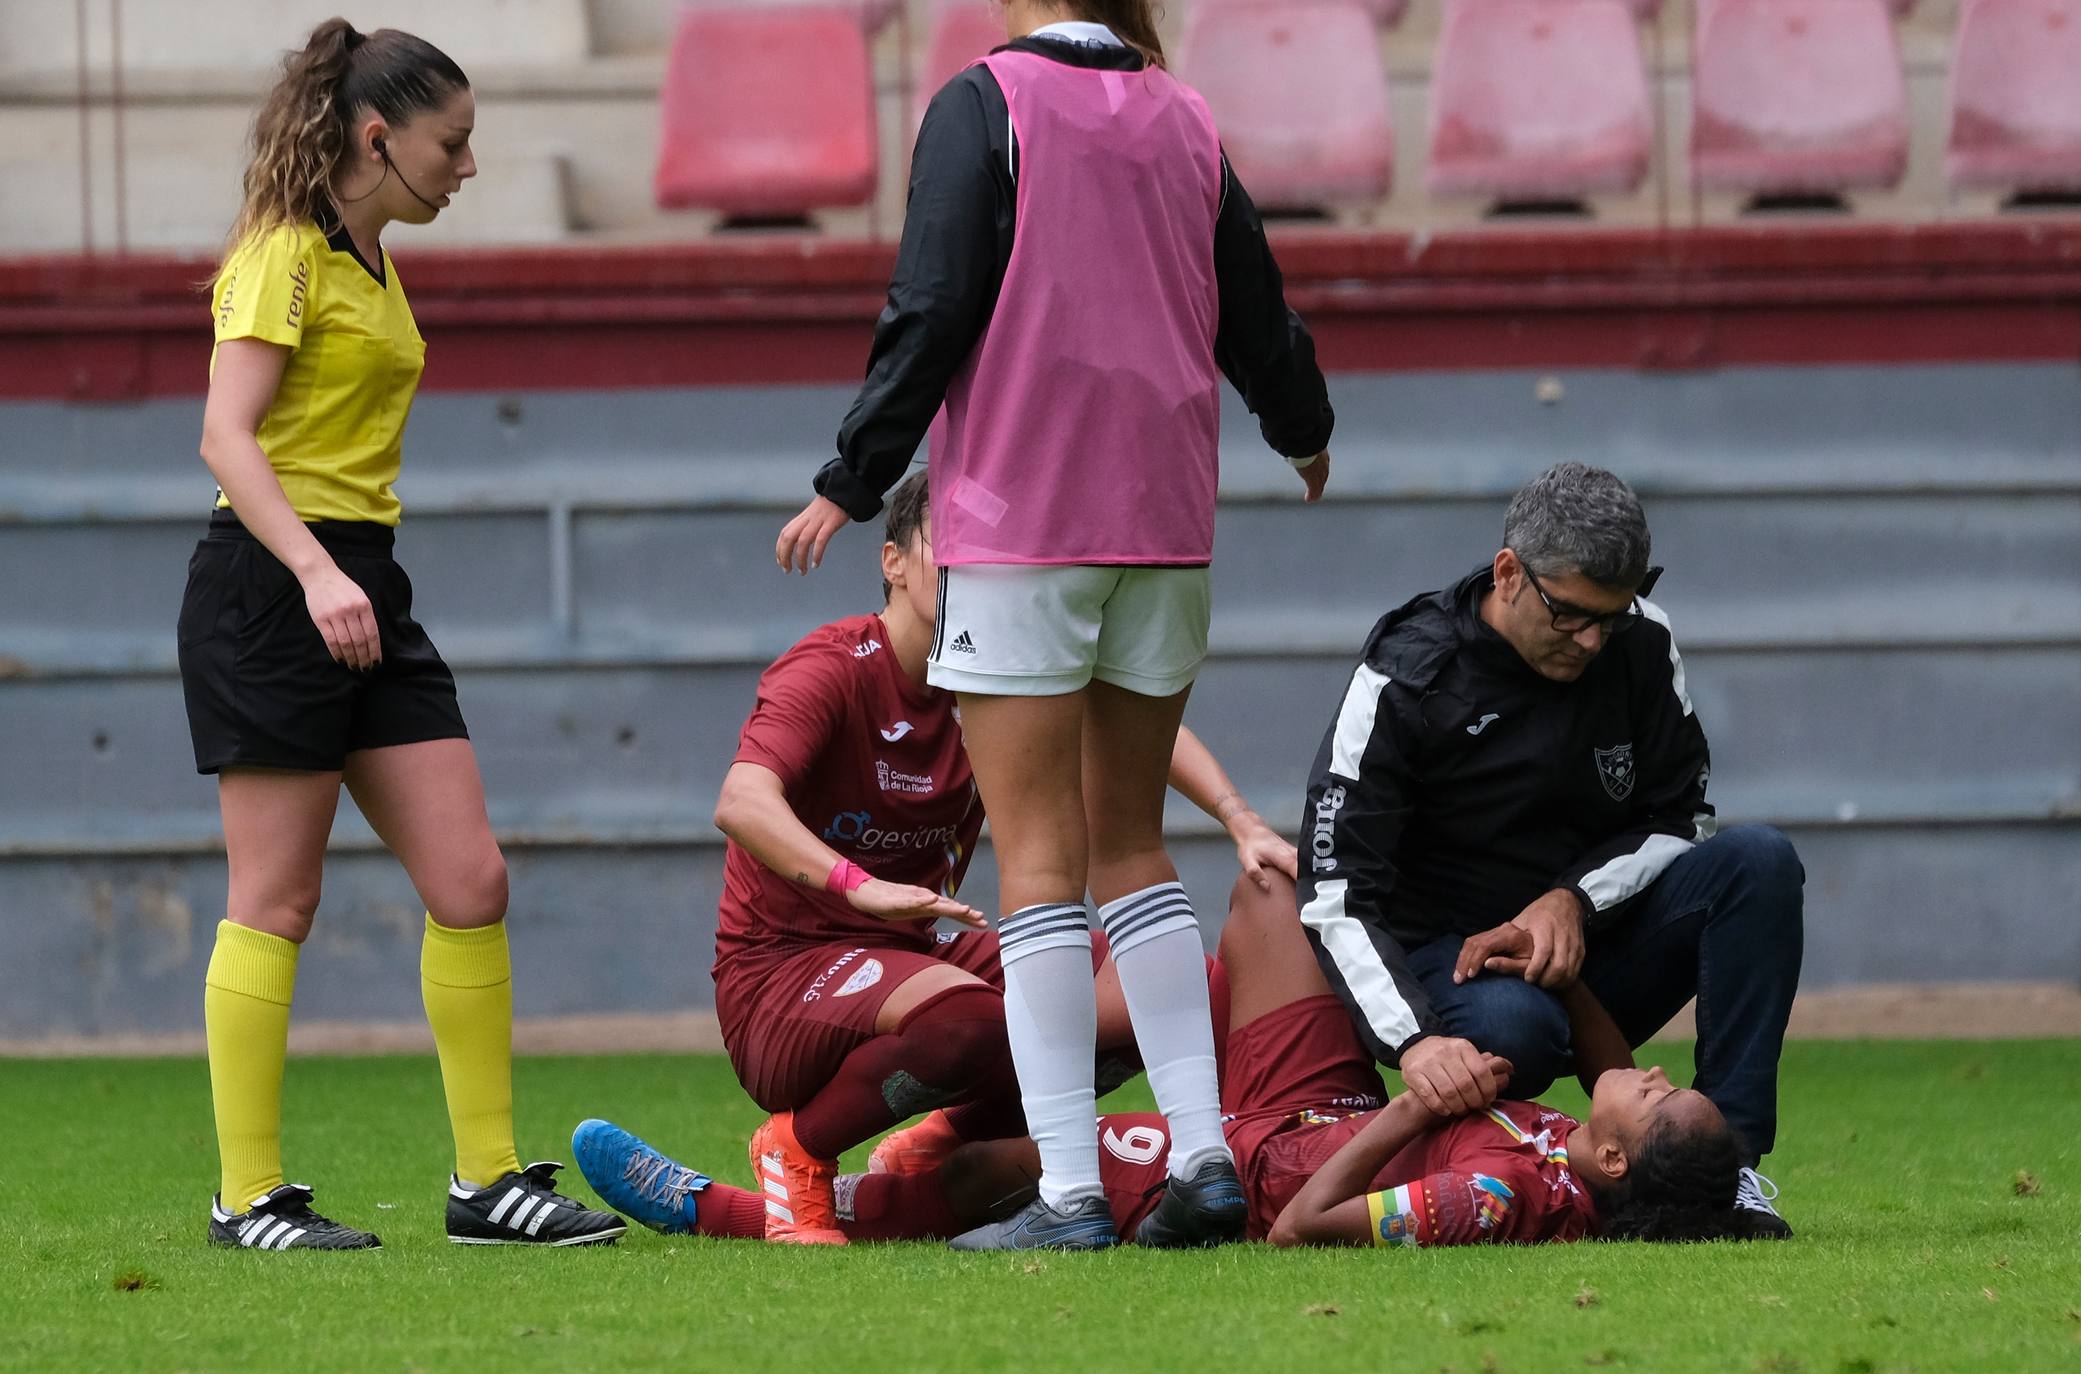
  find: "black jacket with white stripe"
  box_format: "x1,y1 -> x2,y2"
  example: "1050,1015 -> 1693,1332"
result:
1296,565 -> 1715,1066
814,34 -> 1336,520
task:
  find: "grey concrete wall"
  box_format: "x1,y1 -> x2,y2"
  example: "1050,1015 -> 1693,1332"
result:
3,364 -> 2077,1038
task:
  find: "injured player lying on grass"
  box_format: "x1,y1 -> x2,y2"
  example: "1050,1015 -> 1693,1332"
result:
575,871 -> 1765,1248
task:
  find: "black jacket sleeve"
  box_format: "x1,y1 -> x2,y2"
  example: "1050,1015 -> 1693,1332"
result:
816,72 -> 1011,521
1212,159 -> 1336,461
1295,653 -> 1448,1065
1552,609 -> 1717,925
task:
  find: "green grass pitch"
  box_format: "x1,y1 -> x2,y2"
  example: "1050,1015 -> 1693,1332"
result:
4,1040 -> 2078,1373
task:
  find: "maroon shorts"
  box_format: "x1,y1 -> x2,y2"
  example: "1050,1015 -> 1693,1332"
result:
1221,992 -> 1389,1238
715,930 -> 1111,1113
1099,994 -> 1388,1239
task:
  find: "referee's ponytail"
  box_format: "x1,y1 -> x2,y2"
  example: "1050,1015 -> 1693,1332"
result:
1058,0 -> 1167,69
223,17 -> 469,260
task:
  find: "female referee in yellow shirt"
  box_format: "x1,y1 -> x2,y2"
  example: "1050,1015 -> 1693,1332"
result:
181,19 -> 619,1251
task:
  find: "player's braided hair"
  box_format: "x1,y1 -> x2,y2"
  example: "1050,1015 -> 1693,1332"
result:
223,18 -> 468,261
1048,0 -> 1168,68
1596,1111 -> 1745,1243
881,470 -> 931,602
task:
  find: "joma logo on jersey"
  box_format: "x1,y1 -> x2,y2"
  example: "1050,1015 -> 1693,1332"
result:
284,261 -> 310,328
854,639 -> 883,659
1310,784 -> 1347,873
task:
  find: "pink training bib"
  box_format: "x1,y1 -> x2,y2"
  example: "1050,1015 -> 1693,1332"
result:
932,50 -> 1224,567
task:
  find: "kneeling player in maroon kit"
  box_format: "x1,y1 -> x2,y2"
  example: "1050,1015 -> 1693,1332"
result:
582,863 -> 1746,1247
703,473 -> 1295,1244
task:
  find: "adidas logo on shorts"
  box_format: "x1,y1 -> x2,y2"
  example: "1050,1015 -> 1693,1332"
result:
949,631 -> 977,655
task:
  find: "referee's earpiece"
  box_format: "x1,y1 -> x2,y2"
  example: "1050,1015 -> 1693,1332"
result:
369,134 -> 443,212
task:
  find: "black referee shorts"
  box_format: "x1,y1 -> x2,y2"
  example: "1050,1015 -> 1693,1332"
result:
177,511 -> 469,775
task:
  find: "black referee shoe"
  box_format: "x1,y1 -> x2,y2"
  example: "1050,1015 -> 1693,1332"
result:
1134,1155 -> 1248,1249
208,1184 -> 382,1251
447,1161 -> 626,1247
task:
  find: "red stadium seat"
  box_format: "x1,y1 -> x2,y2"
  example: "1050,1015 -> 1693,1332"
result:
1179,0 -> 1394,209
1947,0 -> 2081,194
1428,0 -> 1652,202
654,4 -> 879,217
921,1 -> 1006,99
1691,0 -> 1909,194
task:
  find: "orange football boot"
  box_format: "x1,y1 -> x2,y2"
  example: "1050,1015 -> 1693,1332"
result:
749,1113 -> 846,1245
868,1109 -> 964,1177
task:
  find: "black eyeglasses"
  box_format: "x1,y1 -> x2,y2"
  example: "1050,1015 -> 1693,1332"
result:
1519,562 -> 1663,637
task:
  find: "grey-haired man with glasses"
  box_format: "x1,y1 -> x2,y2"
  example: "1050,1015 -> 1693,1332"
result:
1293,462 -> 1803,1236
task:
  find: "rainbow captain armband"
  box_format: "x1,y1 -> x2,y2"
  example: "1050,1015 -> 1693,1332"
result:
1364,1184 -> 1421,1248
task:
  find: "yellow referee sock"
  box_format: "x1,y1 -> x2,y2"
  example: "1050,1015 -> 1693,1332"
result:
420,915 -> 522,1188
204,920 -> 299,1211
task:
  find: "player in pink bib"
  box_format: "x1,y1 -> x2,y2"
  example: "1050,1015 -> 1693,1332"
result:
777,0 -> 1336,1252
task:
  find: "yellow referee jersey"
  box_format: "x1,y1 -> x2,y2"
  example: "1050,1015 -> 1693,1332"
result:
208,221 -> 427,526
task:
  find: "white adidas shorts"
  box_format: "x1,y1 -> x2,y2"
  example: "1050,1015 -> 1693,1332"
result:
927,565 -> 1211,698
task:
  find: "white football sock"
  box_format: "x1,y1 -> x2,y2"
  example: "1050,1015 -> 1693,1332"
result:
1098,881 -> 1230,1178
997,902 -> 1104,1209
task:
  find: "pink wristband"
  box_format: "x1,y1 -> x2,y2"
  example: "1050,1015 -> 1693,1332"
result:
825,858 -> 871,896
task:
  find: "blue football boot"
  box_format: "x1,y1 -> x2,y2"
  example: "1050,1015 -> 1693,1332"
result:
572,1118 -> 712,1235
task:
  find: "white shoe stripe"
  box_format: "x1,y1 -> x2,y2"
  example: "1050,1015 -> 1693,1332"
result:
274,1226 -> 306,1250
762,1178 -> 789,1202
526,1203 -> 557,1237
765,1200 -> 794,1223
253,1219 -> 290,1249
488,1187 -> 524,1224
508,1196 -> 540,1231
238,1216 -> 266,1242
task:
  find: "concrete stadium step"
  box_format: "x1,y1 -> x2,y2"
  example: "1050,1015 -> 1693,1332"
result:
0,0 -> 593,88
8,816 -> 2077,1040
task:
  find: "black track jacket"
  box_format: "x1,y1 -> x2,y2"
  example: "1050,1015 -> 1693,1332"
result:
1297,565 -> 1716,1066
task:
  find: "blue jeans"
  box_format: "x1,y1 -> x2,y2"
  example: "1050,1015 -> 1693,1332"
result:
1404,825 -> 1804,1161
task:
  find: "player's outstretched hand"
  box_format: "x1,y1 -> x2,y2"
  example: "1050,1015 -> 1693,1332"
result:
1230,811 -> 1299,888
776,495 -> 851,575
847,877 -> 988,930
1399,1035 -> 1510,1119
301,562 -> 382,671
1293,449 -> 1330,503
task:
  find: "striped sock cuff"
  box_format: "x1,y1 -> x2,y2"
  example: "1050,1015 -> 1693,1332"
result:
421,915 -> 512,990
1097,882 -> 1199,957
996,902 -> 1092,967
205,920 -> 300,1005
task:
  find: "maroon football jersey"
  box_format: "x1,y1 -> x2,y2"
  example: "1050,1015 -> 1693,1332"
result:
1238,1099 -> 1598,1245
713,615 -> 982,976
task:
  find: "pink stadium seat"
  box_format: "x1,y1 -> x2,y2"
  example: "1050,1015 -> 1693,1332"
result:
1198,0 -> 1411,25
1428,0 -> 1652,201
1946,0 -> 2081,193
1179,0 -> 1394,209
1691,0 -> 1909,194
654,5 -> 879,217
922,1 -> 1006,98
